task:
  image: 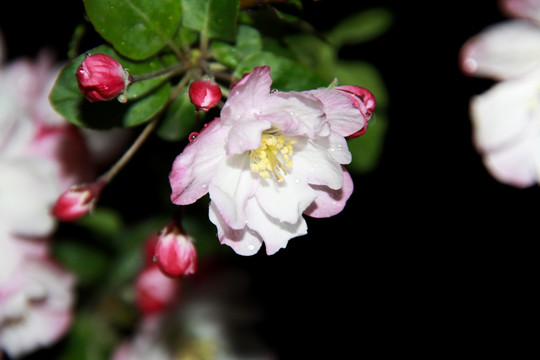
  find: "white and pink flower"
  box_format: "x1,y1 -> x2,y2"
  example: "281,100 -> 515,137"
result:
0,34 -> 90,357
169,65 -> 374,255
460,0 -> 540,187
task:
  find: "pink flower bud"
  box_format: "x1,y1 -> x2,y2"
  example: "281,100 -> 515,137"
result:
76,54 -> 130,102
336,85 -> 376,138
135,263 -> 180,316
51,180 -> 105,221
188,79 -> 222,111
154,222 -> 197,278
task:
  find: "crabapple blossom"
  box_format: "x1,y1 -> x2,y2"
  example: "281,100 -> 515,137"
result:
76,53 -> 130,102
188,79 -> 222,111
460,0 -> 540,187
169,66 -> 373,255
1,37 -> 91,357
0,255 -> 75,358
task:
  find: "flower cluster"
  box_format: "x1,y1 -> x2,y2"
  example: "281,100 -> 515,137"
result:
169,66 -> 374,255
460,0 -> 540,187
0,38 -> 91,357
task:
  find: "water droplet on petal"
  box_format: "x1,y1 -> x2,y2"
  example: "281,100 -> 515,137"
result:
188,132 -> 199,142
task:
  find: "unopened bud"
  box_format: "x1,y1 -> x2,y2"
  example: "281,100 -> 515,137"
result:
188,79 -> 222,111
336,85 -> 376,138
154,222 -> 197,278
51,180 -> 105,221
76,54 -> 131,102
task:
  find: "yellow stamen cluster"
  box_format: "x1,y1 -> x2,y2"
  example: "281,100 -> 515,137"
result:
250,134 -> 296,182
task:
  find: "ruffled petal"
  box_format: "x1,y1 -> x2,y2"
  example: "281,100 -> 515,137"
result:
304,168 -> 354,218
244,198 -> 307,255
292,138 -> 344,190
307,88 -> 365,137
259,92 -> 329,137
460,20 -> 540,80
209,202 -> 263,256
225,118 -> 272,155
254,167 -> 317,225
208,154 -> 258,229
169,119 -> 229,205
221,66 -> 272,124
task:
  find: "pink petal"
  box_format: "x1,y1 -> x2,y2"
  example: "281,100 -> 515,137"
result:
169,119 -> 229,205
304,168 -> 354,218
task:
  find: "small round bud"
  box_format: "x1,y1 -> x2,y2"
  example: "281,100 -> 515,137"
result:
51,180 -> 105,221
154,222 -> 197,278
188,79 -> 222,111
76,54 -> 130,102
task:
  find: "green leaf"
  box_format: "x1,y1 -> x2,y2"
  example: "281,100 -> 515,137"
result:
52,240 -> 109,286
210,25 -> 262,68
156,89 -> 197,141
84,0 -> 182,60
333,60 -> 388,108
49,45 -> 171,129
181,0 -> 240,41
234,51 -> 327,91
283,33 -> 336,79
326,7 -> 393,47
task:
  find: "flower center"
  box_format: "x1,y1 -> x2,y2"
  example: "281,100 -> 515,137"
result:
250,133 -> 296,182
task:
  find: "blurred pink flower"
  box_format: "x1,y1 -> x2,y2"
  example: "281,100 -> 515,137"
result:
170,66 -> 370,255
0,34 -> 91,357
460,0 -> 540,187
0,255 -> 75,358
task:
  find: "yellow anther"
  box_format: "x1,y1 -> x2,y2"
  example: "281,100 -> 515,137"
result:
250,133 -> 295,182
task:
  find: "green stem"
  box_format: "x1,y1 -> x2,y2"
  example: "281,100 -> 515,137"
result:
130,62 -> 190,83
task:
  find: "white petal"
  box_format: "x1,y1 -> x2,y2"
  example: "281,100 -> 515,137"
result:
245,198 -> 307,255
209,202 -> 263,256
470,74 -> 540,153
208,154 -> 258,229
293,138 -> 344,190
460,20 -> 540,80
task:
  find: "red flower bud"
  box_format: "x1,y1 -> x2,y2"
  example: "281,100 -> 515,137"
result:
51,180 -> 105,221
135,263 -> 180,316
188,79 -> 222,111
154,222 -> 197,278
76,54 -> 130,102
337,85 -> 376,138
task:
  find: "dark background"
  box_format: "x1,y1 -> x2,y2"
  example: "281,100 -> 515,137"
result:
1,1 -> 534,358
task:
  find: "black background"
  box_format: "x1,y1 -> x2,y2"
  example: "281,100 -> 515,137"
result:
1,1 -> 535,359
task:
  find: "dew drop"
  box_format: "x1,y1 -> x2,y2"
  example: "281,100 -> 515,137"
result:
188,132 -> 199,142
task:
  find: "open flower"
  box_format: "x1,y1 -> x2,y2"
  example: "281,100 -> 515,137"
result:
460,0 -> 540,187
169,66 -> 372,255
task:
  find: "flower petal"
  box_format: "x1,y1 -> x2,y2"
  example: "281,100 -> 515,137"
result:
307,88 -> 365,137
221,66 -> 272,124
169,119 -> 229,205
470,73 -> 538,153
244,198 -> 308,255
208,154 -> 258,229
304,168 -> 354,218
259,92 -> 329,137
460,20 -> 540,80
225,118 -> 272,155
293,138 -> 344,190
209,202 -> 263,256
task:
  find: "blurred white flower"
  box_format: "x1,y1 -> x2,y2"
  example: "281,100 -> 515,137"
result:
460,0 -> 540,187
